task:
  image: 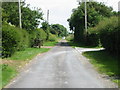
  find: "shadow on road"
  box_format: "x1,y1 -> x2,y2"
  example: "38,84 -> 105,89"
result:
56,42 -> 69,47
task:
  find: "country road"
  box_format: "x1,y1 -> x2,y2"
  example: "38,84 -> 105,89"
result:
6,41 -> 117,88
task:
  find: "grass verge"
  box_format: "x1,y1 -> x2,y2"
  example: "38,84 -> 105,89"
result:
7,48 -> 50,61
0,64 -> 2,89
2,64 -> 17,88
2,48 -> 50,88
82,50 -> 119,86
43,41 -> 58,46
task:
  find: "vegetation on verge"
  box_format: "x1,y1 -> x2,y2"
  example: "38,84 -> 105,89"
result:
67,1 -> 119,86
2,1 -> 68,58
7,48 -> 50,61
66,34 -> 74,41
43,41 -> 58,46
2,64 -> 17,88
82,50 -> 119,86
1,1 -> 68,89
2,23 -> 30,58
2,0 -> 119,88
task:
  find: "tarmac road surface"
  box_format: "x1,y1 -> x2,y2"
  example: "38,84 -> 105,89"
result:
6,41 -> 117,88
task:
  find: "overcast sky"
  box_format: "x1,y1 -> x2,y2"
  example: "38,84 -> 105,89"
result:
25,0 -> 119,31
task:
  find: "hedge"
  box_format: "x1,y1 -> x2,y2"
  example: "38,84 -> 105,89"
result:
66,34 -> 74,41
98,16 -> 119,53
2,23 -> 58,58
36,29 -> 47,41
49,33 -> 57,41
86,33 -> 99,46
2,24 -> 29,58
29,29 -> 47,47
89,16 -> 119,53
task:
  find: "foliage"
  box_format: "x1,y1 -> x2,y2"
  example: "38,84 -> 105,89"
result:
66,34 -> 74,41
41,22 -> 68,40
68,2 -> 114,42
2,23 -> 51,58
36,29 -> 47,41
85,33 -> 99,46
18,28 -> 30,50
41,21 -> 49,30
83,50 -> 119,85
27,28 -> 47,47
2,2 -> 43,30
22,6 -> 43,30
2,2 -> 19,24
93,16 -> 119,53
8,48 -> 50,61
29,30 -> 37,47
2,64 -> 17,88
41,21 -> 49,40
48,33 -> 57,41
50,24 -> 68,37
43,41 -> 58,46
2,24 -> 29,58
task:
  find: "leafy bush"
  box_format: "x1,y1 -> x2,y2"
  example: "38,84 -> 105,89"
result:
29,30 -> 37,47
87,16 -> 119,51
29,29 -> 47,47
18,29 -> 30,50
48,33 -> 57,41
96,16 -> 119,53
86,33 -> 99,46
36,29 -> 47,41
2,23 -> 56,58
99,17 -> 119,52
66,34 -> 74,41
2,24 -> 29,58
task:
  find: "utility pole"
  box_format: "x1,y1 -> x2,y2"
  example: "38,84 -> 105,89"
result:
46,10 -> 49,40
18,0 -> 22,28
47,10 -> 49,23
84,0 -> 87,35
77,0 -> 87,35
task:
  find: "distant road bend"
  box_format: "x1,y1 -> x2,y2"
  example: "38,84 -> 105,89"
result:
7,40 -> 117,88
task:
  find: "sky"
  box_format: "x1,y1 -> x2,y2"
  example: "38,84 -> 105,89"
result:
25,0 -> 119,31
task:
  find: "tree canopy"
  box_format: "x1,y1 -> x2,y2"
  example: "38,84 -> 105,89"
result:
68,2 -> 115,42
50,24 -> 68,37
2,2 -> 43,31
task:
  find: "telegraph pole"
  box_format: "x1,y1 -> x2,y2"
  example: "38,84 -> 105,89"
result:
46,10 -> 49,40
84,0 -> 87,34
77,0 -> 87,35
18,0 -> 22,28
47,10 -> 49,23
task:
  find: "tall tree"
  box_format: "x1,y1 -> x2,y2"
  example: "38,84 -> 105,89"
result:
2,2 -> 43,31
68,2 -> 114,42
50,24 -> 68,37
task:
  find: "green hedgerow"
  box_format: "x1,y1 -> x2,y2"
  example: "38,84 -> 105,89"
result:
2,24 -> 29,58
98,16 -> 119,53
